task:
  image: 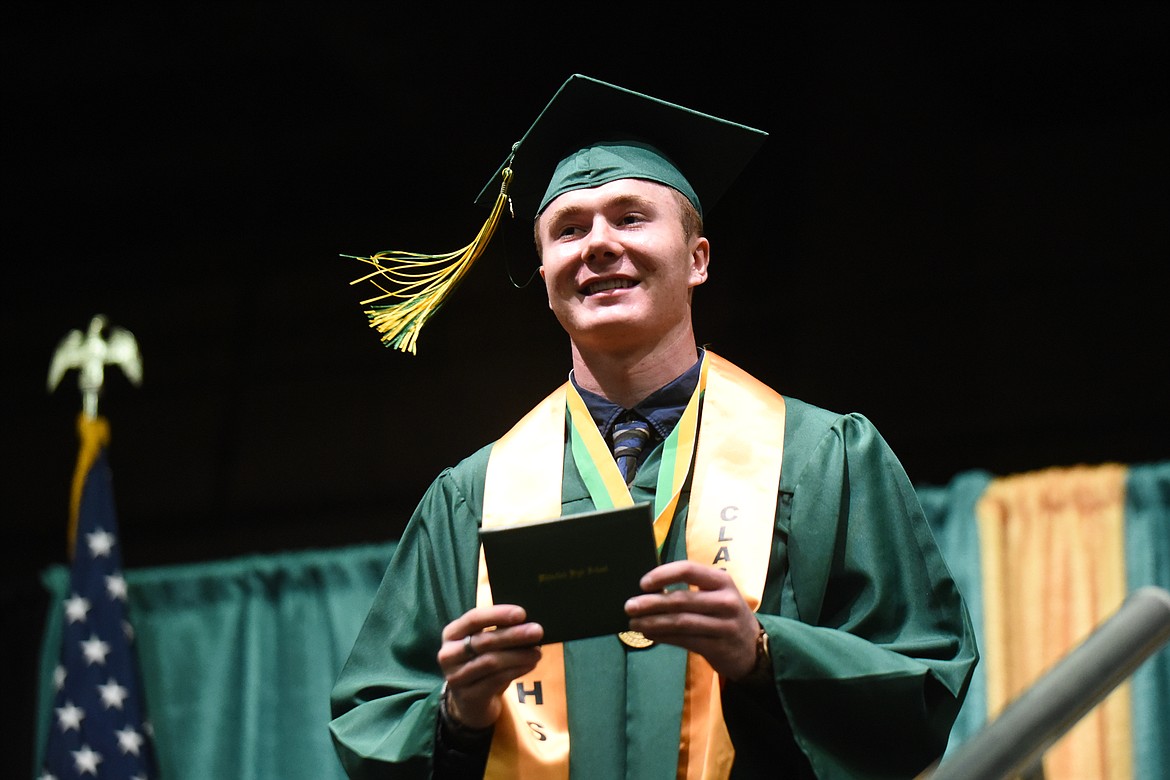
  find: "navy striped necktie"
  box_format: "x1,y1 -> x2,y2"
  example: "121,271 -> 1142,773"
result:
611,415 -> 652,486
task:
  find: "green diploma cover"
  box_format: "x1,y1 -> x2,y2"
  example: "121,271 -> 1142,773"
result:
479,502 -> 659,644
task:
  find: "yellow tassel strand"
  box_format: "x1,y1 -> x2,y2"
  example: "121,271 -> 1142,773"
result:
346,166 -> 514,354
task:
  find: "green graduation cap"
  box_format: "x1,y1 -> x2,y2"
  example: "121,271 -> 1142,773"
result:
348,74 -> 768,354
476,73 -> 768,220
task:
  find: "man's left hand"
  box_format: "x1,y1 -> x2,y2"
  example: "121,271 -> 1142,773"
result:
624,560 -> 761,680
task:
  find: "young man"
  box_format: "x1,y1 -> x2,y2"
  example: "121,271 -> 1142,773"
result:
330,75 -> 977,779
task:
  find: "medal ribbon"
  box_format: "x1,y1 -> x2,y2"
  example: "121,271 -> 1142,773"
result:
565,355 -> 707,551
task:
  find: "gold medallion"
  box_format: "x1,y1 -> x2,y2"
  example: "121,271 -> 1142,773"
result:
618,630 -> 655,649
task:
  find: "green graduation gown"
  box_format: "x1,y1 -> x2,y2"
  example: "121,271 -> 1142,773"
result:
329,395 -> 978,779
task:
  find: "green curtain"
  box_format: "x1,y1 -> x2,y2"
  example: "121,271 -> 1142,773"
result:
1124,461 -> 1170,778
37,542 -> 395,780
35,462 -> 1169,779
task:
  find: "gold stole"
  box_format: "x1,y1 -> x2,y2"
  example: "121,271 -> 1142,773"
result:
476,352 -> 786,779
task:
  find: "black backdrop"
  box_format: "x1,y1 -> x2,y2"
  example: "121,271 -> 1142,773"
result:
4,4 -> 1167,776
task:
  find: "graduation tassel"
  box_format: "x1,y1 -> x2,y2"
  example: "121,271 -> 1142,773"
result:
346,164 -> 515,354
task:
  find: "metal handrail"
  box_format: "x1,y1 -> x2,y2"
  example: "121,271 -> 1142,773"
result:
924,585 -> 1170,780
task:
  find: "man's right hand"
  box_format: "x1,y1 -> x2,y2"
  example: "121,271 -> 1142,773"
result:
437,605 -> 544,729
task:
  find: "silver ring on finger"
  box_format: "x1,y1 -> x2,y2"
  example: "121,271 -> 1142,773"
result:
463,633 -> 479,661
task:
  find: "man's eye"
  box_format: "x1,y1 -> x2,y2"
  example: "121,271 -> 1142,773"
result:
619,213 -> 645,226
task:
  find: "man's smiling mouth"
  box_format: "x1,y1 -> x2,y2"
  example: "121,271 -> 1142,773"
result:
583,278 -> 637,295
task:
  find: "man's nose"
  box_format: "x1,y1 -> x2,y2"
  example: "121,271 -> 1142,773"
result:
582,218 -> 621,263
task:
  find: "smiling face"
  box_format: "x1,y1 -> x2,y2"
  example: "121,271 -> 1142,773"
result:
536,178 -> 710,357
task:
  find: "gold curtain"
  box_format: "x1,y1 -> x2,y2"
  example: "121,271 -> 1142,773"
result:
977,462 -> 1131,779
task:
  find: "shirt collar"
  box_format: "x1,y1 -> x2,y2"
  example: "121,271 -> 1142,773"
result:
571,348 -> 704,443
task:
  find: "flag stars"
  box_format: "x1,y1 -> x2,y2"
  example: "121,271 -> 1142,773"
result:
71,744 -> 103,776
55,701 -> 85,732
64,593 -> 91,624
86,529 -> 116,558
80,634 -> 112,666
115,726 -> 146,756
98,678 -> 130,710
46,435 -> 156,777
105,573 -> 128,601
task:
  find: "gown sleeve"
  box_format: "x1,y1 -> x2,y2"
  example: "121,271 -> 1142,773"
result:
328,448 -> 490,779
751,406 -> 978,779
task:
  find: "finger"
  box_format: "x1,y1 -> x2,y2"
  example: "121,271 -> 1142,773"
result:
438,620 -> 544,672
449,643 -> 543,682
627,579 -> 744,618
639,560 -> 734,592
441,604 -> 528,643
463,621 -> 545,657
628,607 -> 736,638
626,608 -> 756,673
444,644 -> 544,704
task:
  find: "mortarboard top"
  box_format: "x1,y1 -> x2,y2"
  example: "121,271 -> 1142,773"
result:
347,74 -> 767,355
474,73 -> 769,220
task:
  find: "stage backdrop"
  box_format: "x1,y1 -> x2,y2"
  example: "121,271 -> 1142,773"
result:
35,461 -> 1170,779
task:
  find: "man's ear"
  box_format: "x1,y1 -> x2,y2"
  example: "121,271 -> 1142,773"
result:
689,237 -> 711,288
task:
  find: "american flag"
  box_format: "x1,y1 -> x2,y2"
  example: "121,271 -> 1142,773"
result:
41,416 -> 157,779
